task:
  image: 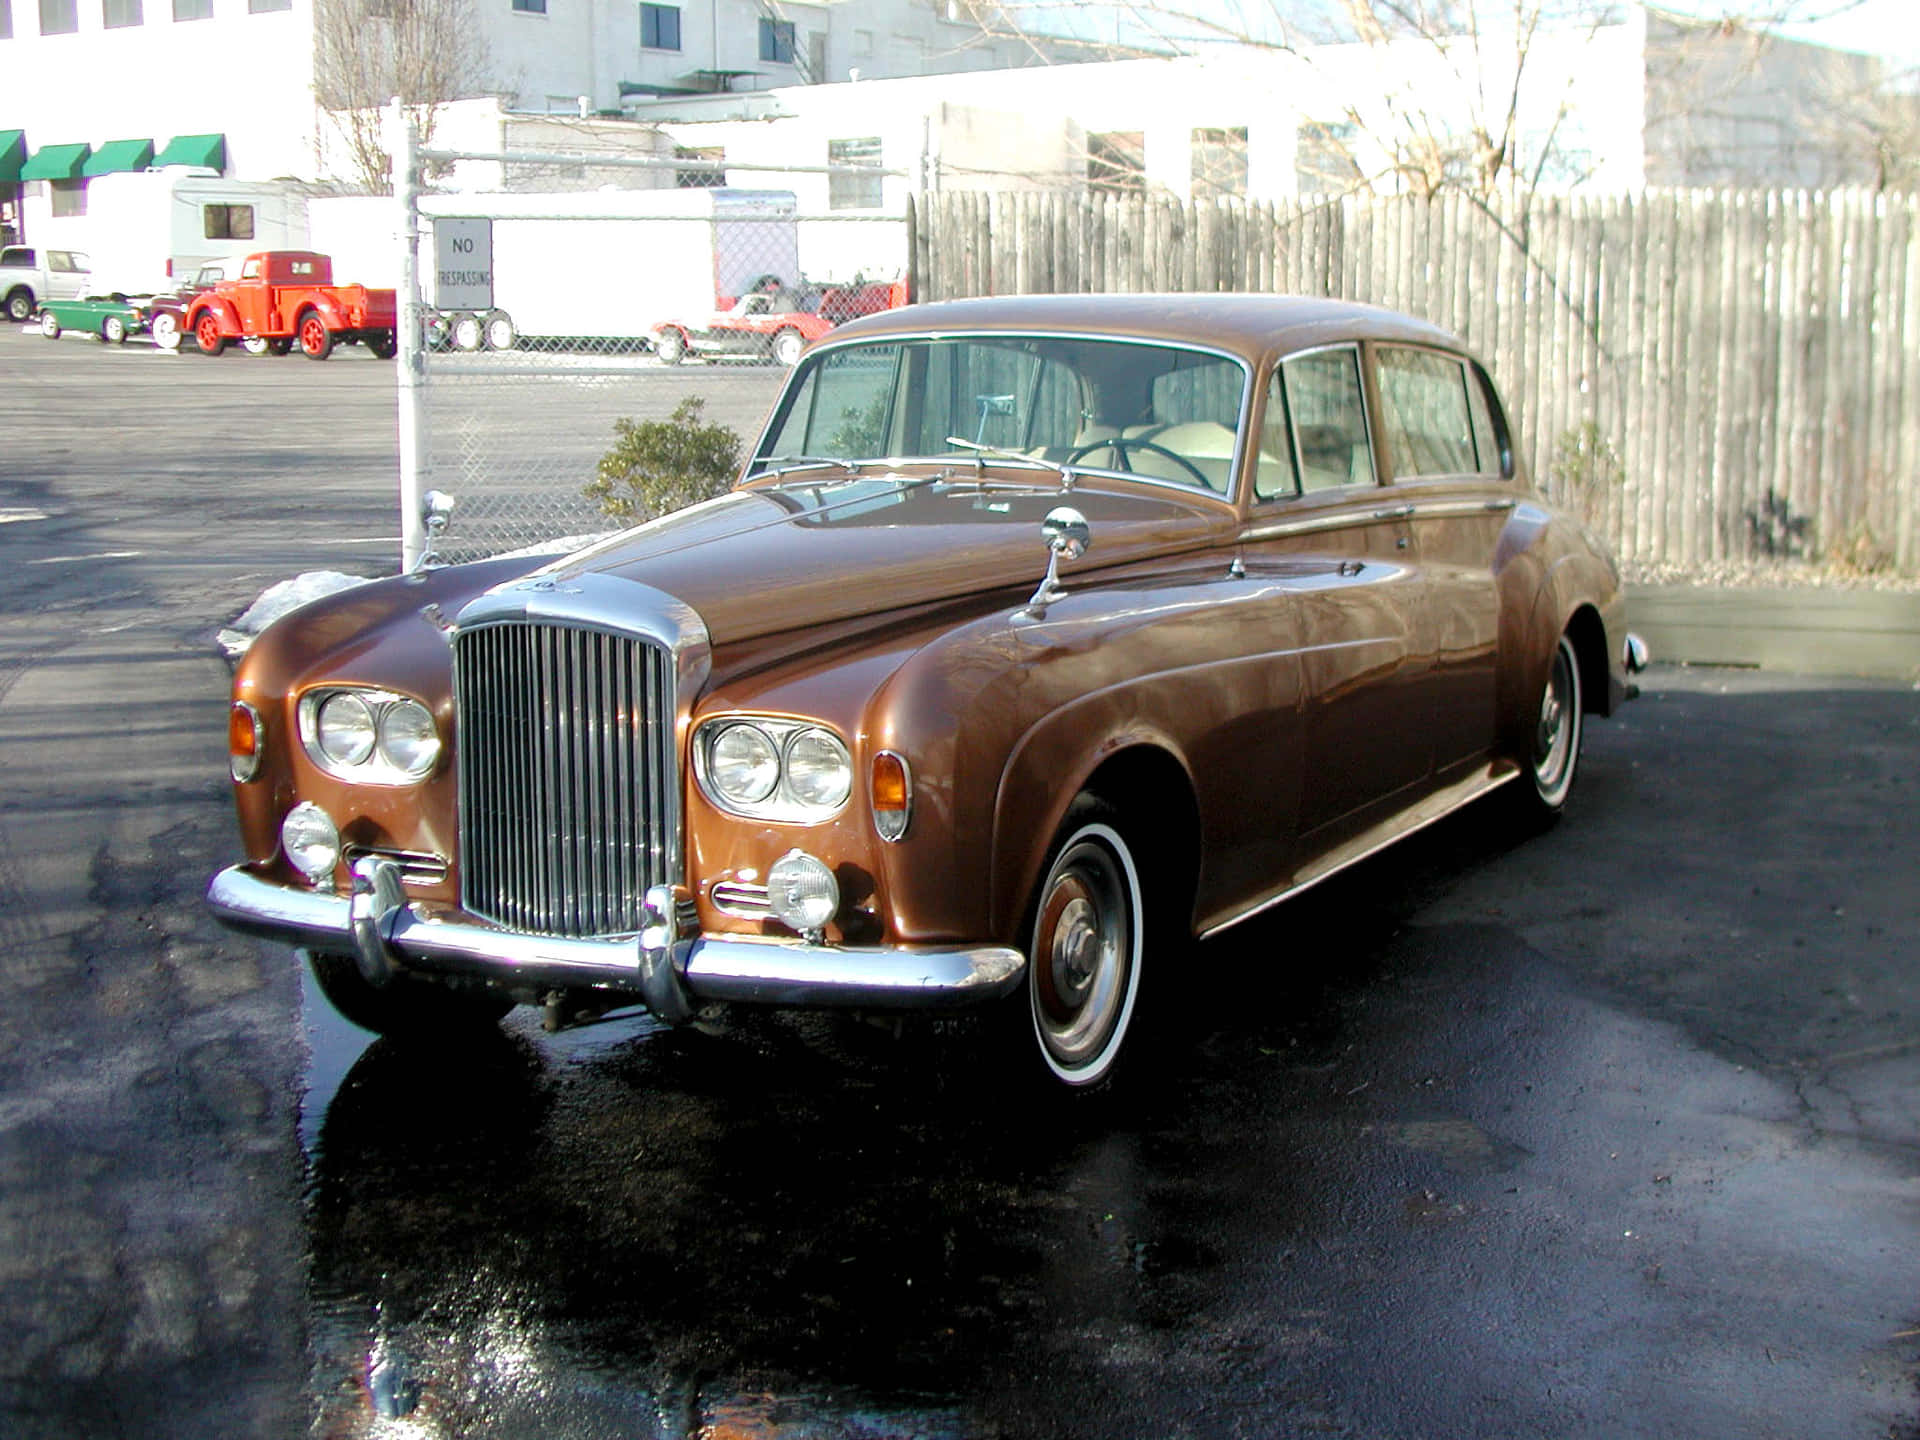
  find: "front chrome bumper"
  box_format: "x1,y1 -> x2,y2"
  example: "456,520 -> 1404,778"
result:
207,862 -> 1026,1020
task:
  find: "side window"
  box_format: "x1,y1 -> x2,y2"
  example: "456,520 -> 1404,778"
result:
1468,363 -> 1511,478
1377,346 -> 1476,478
1253,368 -> 1300,502
1281,348 -> 1374,492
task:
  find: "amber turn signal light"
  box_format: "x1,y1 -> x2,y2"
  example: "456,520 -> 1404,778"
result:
871,750 -> 911,841
230,701 -> 263,783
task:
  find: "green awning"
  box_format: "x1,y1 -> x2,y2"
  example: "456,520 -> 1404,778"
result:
0,131 -> 27,184
152,133 -> 226,171
81,138 -> 154,176
19,143 -> 91,181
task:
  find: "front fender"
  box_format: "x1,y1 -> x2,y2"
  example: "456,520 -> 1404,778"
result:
185,298 -> 239,335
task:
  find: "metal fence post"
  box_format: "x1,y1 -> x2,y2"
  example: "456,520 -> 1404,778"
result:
395,108 -> 427,574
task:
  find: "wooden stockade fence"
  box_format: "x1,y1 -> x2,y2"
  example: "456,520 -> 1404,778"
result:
909,188 -> 1920,576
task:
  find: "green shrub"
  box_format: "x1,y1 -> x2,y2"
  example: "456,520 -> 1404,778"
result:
1548,421 -> 1623,534
584,397 -> 742,521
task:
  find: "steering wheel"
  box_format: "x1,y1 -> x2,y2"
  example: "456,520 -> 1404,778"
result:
1064,436 -> 1213,489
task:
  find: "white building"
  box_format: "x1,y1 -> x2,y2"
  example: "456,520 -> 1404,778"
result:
0,0 -> 1086,244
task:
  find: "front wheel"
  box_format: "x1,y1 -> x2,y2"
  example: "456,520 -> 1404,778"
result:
450,312 -> 483,352
194,312 -> 227,356
483,311 -> 516,351
242,335 -> 270,356
306,949 -> 512,1038
652,327 -> 685,364
1026,800 -> 1147,1089
39,313 -> 60,339
297,312 -> 334,360
1517,631 -> 1584,818
771,327 -> 805,367
366,331 -> 397,360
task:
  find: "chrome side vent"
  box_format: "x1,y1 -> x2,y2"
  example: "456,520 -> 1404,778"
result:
454,621 -> 677,937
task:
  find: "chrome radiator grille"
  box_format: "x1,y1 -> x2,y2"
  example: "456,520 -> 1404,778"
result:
455,621 -> 677,937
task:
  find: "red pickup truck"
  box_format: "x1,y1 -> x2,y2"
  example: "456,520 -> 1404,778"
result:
184,251 -> 396,361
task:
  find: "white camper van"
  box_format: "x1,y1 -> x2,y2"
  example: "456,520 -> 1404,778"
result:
24,171 -> 308,296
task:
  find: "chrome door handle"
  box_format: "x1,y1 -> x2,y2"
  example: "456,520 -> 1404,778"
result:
1339,559 -> 1365,577
1372,503 -> 1415,520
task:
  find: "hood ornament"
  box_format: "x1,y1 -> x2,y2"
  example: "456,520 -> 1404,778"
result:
1023,506 -> 1091,616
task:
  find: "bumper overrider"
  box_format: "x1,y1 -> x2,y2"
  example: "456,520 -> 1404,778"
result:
207,858 -> 1027,1024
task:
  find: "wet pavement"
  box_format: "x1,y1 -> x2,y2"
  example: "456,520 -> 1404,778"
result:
0,325 -> 1915,1438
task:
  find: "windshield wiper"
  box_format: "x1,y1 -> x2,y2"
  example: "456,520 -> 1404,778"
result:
942,437 -> 1077,490
742,455 -> 864,482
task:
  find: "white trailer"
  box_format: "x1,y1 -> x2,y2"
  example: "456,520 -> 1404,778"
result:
309,187 -> 802,350
27,171 -> 308,295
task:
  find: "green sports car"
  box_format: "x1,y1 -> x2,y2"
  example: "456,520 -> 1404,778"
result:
37,293 -> 154,345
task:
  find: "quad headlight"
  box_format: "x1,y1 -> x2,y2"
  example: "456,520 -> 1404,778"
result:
695,718 -> 852,822
297,688 -> 443,783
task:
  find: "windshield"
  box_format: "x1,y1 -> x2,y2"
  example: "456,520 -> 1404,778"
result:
757,335 -> 1250,494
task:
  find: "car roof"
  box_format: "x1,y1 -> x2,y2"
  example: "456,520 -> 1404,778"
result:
825,292 -> 1469,367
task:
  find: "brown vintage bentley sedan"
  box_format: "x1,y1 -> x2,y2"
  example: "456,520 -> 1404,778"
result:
208,294 -> 1645,1087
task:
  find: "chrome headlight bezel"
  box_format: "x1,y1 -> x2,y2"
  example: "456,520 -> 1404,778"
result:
693,717 -> 853,823
296,687 -> 443,784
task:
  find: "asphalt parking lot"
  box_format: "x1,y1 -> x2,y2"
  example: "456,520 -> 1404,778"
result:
0,322 -> 1915,1438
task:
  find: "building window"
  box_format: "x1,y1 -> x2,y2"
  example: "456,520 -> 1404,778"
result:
1,0 -> 13,38
674,145 -> 724,188
758,16 -> 794,63
512,0 -> 546,12
103,0 -> 140,24
1087,131 -> 1145,196
50,179 -> 86,218
247,0 -> 291,12
39,0 -> 77,33
1191,126 -> 1248,199
639,0 -> 678,48
828,137 -> 882,210
203,203 -> 255,240
172,0 -> 210,18
1295,121 -> 1360,197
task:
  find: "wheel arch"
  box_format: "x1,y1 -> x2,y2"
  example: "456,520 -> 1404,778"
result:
1563,602 -> 1611,717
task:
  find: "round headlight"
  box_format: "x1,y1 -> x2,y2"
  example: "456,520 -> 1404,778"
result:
377,698 -> 441,777
281,801 -> 341,882
709,723 -> 780,804
767,849 -> 840,935
316,692 -> 377,767
785,727 -> 852,810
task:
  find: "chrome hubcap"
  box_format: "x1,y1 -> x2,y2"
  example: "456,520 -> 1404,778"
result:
1033,841 -> 1131,1071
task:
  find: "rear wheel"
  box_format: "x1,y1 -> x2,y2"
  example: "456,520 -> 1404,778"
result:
150,311 -> 180,350
1025,798 -> 1148,1089
194,312 -> 227,355
652,327 -> 685,364
297,311 -> 334,360
267,338 -> 293,356
366,331 -> 397,360
771,327 -> 805,367
306,949 -> 512,1038
5,289 -> 33,323
242,335 -> 270,356
101,315 -> 127,344
450,312 -> 483,352
483,311 -> 516,351
39,313 -> 60,339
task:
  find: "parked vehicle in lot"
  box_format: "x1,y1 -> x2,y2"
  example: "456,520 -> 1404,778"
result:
1,246 -> 91,322
652,277 -> 906,365
207,293 -> 1645,1088
183,250 -> 396,360
36,293 -> 154,345
146,265 -> 226,352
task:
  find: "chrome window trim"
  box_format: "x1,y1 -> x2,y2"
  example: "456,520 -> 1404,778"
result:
757,329 -> 1255,503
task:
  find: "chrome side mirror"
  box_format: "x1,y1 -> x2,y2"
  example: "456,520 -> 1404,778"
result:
1025,505 -> 1091,614
412,489 -> 455,573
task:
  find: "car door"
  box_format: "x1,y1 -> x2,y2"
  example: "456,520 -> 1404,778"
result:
48,251 -> 89,302
1371,345 -> 1510,777
1238,344 -> 1435,852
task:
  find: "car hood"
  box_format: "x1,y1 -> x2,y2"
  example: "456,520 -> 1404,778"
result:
535,472 -> 1236,645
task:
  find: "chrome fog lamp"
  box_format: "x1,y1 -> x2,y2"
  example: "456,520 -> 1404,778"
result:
767,849 -> 839,938
377,698 -> 441,777
709,723 -> 780,805
316,692 -> 378,767
785,727 -> 852,809
281,802 -> 341,883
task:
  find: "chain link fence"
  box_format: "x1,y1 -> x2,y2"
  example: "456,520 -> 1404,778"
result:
397,138 -> 911,565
